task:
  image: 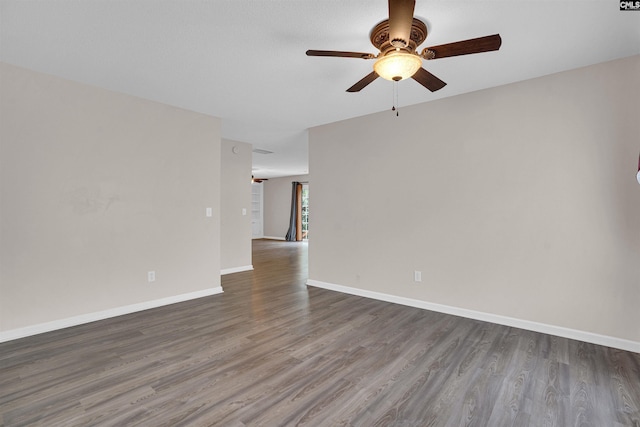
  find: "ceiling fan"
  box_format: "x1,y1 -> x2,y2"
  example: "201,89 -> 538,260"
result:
306,0 -> 502,92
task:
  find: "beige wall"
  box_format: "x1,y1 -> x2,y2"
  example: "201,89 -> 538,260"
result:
0,63 -> 221,333
263,174 -> 309,239
221,139 -> 252,271
309,56 -> 640,345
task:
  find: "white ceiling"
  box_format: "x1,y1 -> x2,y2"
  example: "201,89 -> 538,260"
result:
2,1 -> 639,178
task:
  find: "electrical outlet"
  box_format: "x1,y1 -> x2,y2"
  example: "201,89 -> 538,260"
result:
414,270 -> 422,282
242,208 -> 247,216
148,271 -> 156,282
206,207 -> 213,217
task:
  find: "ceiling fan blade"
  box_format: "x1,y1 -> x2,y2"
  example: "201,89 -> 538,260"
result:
424,34 -> 502,59
306,50 -> 375,59
412,68 -> 446,92
346,71 -> 379,92
388,0 -> 416,48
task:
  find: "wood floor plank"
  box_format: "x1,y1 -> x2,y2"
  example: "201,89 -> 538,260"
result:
1,239 -> 639,426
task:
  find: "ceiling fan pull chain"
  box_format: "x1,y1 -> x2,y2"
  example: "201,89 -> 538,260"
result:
392,81 -> 399,116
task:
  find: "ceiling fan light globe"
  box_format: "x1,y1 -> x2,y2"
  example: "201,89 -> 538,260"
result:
373,52 -> 422,81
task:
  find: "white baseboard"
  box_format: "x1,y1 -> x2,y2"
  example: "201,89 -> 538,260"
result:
261,236 -> 286,241
221,265 -> 254,275
306,279 -> 640,354
0,287 -> 224,343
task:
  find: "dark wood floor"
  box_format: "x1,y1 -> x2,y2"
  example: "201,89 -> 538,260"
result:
1,239 -> 639,426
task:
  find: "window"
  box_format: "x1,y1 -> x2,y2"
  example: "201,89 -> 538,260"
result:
301,184 -> 309,240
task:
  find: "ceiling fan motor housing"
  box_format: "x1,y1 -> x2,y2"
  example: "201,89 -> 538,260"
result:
370,18 -> 428,55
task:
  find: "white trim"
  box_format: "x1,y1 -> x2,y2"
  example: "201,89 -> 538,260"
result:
0,287 -> 224,343
306,279 -> 640,354
221,265 -> 254,275
261,236 -> 286,241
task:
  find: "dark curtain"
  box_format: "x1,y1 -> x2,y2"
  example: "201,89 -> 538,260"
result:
285,182 -> 300,241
